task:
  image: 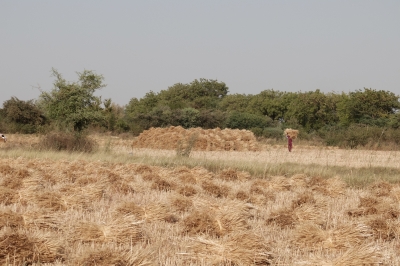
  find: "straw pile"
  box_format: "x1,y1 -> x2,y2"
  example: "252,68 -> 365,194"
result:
284,128 -> 299,139
132,126 -> 260,151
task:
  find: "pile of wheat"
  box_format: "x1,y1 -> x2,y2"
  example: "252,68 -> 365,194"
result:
284,128 -> 299,139
132,126 -> 260,151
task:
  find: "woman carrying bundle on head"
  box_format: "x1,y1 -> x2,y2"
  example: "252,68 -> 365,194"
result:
284,129 -> 298,152
1,134 -> 6,142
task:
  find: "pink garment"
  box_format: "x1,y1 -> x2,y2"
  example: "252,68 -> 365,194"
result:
287,135 -> 292,152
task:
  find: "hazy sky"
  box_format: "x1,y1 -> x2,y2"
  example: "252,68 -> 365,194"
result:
1,1 -> 399,106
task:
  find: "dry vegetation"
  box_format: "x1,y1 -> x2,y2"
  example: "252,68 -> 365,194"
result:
1,130 -> 400,265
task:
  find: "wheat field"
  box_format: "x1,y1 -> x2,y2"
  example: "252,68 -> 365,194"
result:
0,133 -> 400,265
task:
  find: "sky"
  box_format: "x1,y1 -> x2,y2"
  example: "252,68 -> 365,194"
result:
1,1 -> 399,106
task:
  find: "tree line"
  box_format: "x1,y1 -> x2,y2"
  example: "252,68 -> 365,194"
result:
1,69 -> 399,149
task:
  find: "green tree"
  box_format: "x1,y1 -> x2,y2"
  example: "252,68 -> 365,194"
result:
285,90 -> 339,131
337,88 -> 400,126
1,97 -> 46,133
39,68 -> 106,133
179,107 -> 200,128
247,90 -> 296,121
218,94 -> 253,113
159,79 -> 229,109
225,111 -> 272,130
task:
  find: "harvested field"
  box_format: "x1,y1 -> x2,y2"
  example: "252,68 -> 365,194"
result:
0,155 -> 399,265
1,133 -> 400,264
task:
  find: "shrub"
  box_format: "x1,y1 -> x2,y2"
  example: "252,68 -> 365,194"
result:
225,111 -> 272,130
38,132 -> 97,152
262,127 -> 284,140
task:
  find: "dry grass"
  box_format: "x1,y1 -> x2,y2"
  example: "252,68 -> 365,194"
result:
0,133 -> 400,264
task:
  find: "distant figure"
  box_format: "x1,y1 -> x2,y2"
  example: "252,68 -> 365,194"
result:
286,133 -> 292,152
1,134 -> 6,142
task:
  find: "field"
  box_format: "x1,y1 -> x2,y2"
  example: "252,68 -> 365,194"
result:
1,131 -> 400,265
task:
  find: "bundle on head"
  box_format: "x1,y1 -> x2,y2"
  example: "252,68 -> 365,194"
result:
284,128 -> 299,139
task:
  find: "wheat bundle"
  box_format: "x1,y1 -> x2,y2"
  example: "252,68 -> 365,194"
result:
292,193 -> 316,209
170,194 -> 193,212
290,174 -> 309,188
73,181 -> 106,201
269,176 -> 292,191
72,247 -> 132,266
178,185 -> 198,197
151,177 -> 176,192
1,175 -> 24,190
284,128 -> 299,139
201,180 -> 230,198
389,185 -> 400,202
18,189 -> 66,211
0,187 -> 17,205
304,243 -> 383,266
293,204 -> 326,225
348,196 -> 399,219
134,164 -> 154,174
75,246 -> 156,266
115,201 -> 170,222
250,179 -> 269,192
323,177 -> 347,197
22,211 -> 62,230
0,228 -> 65,264
218,168 -> 251,181
186,232 -> 273,265
266,207 -> 297,228
183,199 -> 253,237
365,217 -> 395,241
69,215 -> 143,244
368,181 -> 392,197
182,209 -> 221,237
0,163 -> 14,175
0,209 -> 24,229
292,222 -> 371,250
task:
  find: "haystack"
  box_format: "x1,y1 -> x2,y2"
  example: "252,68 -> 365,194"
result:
284,128 -> 299,139
132,126 -> 260,151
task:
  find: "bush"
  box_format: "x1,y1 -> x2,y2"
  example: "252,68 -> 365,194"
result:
225,111 -> 272,130
38,132 -> 97,152
250,127 -> 263,137
262,127 -> 284,140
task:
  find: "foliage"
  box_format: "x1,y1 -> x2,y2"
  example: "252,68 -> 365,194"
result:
179,108 -> 200,128
285,90 -> 339,132
38,69 -> 106,133
248,90 -> 296,120
38,131 -> 97,152
337,88 -> 400,126
262,127 -> 284,140
198,109 -> 226,129
225,111 -> 272,130
159,79 -> 229,109
218,94 -> 253,113
1,97 -> 46,133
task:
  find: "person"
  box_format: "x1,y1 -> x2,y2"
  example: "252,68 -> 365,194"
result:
286,133 -> 292,152
1,134 -> 6,142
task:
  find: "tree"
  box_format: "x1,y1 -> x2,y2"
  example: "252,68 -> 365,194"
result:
39,68 -> 106,133
1,97 -> 46,133
337,88 -> 400,126
225,111 -> 272,130
247,90 -> 296,121
285,90 -> 339,131
218,94 -> 253,113
158,79 -> 229,109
